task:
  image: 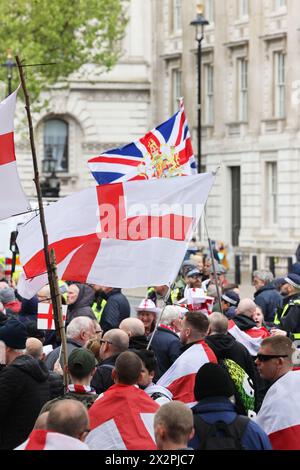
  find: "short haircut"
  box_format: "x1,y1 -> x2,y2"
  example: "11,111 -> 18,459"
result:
154,401 -> 193,444
25,337 -> 43,359
253,270 -> 274,284
115,351 -> 143,385
134,349 -> 157,373
103,329 -> 129,353
184,311 -> 209,335
66,316 -> 94,340
209,312 -> 228,334
47,399 -> 89,438
119,317 -> 145,336
236,298 -> 256,318
160,305 -> 182,326
261,336 -> 294,362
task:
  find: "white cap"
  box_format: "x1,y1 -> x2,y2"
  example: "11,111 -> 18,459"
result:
135,298 -> 160,314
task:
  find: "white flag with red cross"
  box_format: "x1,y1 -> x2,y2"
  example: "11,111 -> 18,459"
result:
37,303 -> 67,330
186,287 -> 214,315
0,87 -> 29,221
17,172 -> 215,298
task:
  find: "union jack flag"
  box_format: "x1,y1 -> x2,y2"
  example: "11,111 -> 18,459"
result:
88,101 -> 196,185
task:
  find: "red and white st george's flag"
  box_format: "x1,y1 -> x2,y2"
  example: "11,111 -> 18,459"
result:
228,320 -> 268,356
15,430 -> 89,450
17,172 -> 215,299
186,288 -> 214,315
157,340 -> 217,406
0,88 -> 29,221
37,303 -> 67,330
254,371 -> 300,450
86,383 -> 159,450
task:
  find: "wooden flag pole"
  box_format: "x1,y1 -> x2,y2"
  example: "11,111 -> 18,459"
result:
147,283 -> 172,350
16,56 -> 68,386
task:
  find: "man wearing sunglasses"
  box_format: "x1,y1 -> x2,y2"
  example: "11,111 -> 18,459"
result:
254,336 -> 300,450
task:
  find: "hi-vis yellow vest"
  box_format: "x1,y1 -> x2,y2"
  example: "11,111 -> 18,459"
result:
274,299 -> 300,340
92,298 -> 107,323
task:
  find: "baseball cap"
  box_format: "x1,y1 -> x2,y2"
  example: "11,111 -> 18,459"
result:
67,348 -> 96,378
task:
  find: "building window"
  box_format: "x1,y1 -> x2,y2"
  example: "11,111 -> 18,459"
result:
43,119 -> 69,172
274,52 -> 285,118
171,69 -> 182,114
238,0 -> 249,18
172,0 -> 182,32
274,0 -> 286,10
237,58 -> 248,121
205,0 -> 214,23
266,162 -> 278,225
204,64 -> 214,125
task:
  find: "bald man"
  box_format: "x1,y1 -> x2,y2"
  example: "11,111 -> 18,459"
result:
119,317 -> 149,350
26,337 -> 64,400
234,298 -> 258,332
91,328 -> 129,394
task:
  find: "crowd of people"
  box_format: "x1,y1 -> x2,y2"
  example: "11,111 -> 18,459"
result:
0,248 -> 300,451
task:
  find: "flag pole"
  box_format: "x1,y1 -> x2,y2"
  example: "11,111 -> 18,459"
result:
16,56 -> 68,386
203,212 -> 223,315
147,283 -> 172,350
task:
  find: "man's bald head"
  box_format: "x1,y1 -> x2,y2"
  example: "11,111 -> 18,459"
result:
119,318 -> 145,337
102,328 -> 129,353
34,412 -> 49,430
26,337 -> 44,360
208,312 -> 229,335
47,399 -> 89,439
236,298 -> 257,318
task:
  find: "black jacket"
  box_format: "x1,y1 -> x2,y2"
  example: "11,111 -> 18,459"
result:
278,293 -> 300,339
91,355 -> 118,394
0,355 -> 50,449
66,284 -> 96,324
254,283 -> 282,322
45,339 -> 82,370
233,314 -> 257,331
100,289 -> 130,332
150,327 -> 181,378
129,335 -> 149,350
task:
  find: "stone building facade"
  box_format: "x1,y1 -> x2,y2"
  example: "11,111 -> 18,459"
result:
9,0 -> 300,272
152,0 -> 300,271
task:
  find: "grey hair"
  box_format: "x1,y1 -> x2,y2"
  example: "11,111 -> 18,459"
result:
253,270 -> 274,284
160,305 -> 182,326
66,316 -> 94,340
209,312 -> 229,334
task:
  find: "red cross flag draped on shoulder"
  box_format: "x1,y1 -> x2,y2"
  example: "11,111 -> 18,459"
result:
0,88 -> 29,220
17,172 -> 215,298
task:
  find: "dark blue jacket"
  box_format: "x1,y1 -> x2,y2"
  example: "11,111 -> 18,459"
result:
100,289 -> 130,332
189,397 -> 272,450
254,283 -> 282,322
150,327 -> 181,378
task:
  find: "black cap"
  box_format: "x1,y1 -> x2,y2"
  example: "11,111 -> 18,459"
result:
0,318 -> 27,349
194,363 -> 234,401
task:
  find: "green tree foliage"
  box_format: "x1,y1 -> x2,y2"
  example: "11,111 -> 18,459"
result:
0,0 -> 128,99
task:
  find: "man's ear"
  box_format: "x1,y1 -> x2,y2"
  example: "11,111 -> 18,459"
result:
189,427 -> 195,441
112,368 -> 117,383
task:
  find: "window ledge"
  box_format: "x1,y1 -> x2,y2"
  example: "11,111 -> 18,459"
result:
261,118 -> 286,134
226,121 -> 248,137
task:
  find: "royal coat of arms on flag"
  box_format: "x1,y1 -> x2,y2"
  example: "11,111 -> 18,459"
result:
88,101 -> 196,185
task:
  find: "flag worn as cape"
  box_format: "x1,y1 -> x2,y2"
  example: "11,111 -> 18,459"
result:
157,340 -> 217,406
88,101 -> 196,184
254,370 -> 300,450
17,172 -> 215,299
228,320 -> 268,356
86,383 -> 159,450
15,429 -> 89,450
0,87 -> 29,221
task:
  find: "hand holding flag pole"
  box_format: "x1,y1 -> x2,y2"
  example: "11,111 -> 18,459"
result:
16,56 -> 68,386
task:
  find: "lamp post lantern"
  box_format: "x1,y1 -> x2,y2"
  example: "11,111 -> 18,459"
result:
41,158 -> 61,199
190,4 -> 209,174
2,49 -> 16,96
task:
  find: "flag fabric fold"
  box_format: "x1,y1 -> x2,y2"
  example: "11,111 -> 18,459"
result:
157,340 -> 217,406
86,383 -> 159,450
88,102 -> 196,185
254,370 -> 300,450
228,320 -> 267,356
0,88 -> 29,221
17,173 -> 215,299
15,429 -> 89,450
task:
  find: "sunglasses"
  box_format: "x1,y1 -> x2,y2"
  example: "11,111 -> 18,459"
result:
256,354 -> 288,362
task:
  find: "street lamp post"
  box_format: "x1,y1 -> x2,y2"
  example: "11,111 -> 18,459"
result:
190,4 -> 209,174
1,49 -> 16,96
41,158 -> 61,199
